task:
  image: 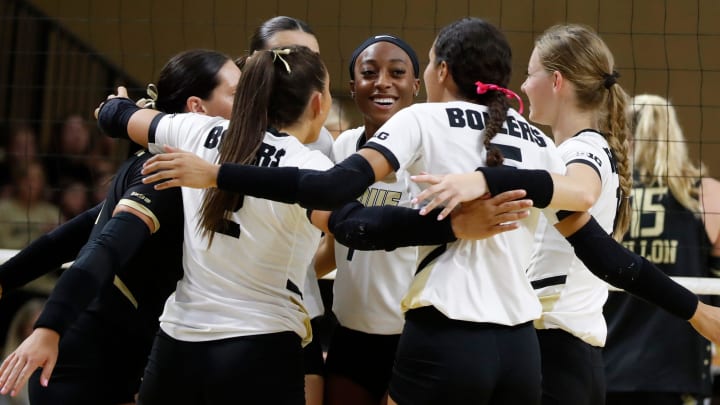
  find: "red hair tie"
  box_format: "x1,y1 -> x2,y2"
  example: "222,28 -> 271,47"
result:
475,81 -> 524,114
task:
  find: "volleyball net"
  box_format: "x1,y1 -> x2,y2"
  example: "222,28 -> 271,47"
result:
1,0 -> 719,294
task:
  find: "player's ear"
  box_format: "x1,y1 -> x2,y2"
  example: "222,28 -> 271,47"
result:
309,91 -> 323,119
349,80 -> 356,98
551,70 -> 563,92
413,79 -> 421,97
186,96 -> 207,114
437,61 -> 449,84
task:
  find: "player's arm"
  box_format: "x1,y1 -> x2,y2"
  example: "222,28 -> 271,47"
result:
95,86 -> 161,148
141,149 -> 389,211
312,234 -> 336,278
326,190 -> 531,251
0,201 -> 157,396
553,211 -> 720,345
700,177 -> 720,276
0,203 -> 102,299
411,166 -> 598,220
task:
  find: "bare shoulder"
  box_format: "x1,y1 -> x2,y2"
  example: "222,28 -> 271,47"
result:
700,177 -> 720,247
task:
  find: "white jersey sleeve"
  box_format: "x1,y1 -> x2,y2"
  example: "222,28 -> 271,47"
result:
528,129 -> 620,346
148,112 -> 228,156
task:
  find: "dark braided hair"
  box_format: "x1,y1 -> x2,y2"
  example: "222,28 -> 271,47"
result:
432,17 -> 513,166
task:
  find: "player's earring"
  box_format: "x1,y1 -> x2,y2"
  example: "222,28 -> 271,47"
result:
415,90 -> 420,96
350,91 -> 356,98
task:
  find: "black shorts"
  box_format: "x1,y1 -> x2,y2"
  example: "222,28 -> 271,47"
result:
537,328 -> 605,405
138,329 -> 304,405
389,306 -> 541,405
303,317 -> 326,376
325,324 -> 400,400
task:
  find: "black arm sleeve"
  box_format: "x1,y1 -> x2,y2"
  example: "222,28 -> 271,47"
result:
566,216 -> 698,320
216,154 -> 376,211
97,97 -> 141,139
0,203 -> 102,291
476,166 -> 554,208
328,201 -> 457,251
34,211 -> 151,335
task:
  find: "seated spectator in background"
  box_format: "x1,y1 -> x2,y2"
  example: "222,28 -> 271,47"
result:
57,179 -> 89,222
603,94 -> 720,405
0,125 -> 39,199
0,161 -> 60,249
0,299 -> 45,405
43,114 -> 95,191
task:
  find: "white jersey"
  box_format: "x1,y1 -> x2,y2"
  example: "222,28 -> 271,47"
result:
149,113 -> 333,344
331,126 -> 419,335
364,101 -> 566,325
527,130 -> 619,346
302,126 -> 335,319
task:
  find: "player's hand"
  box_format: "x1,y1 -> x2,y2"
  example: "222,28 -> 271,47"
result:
411,171 -> 489,220
450,190 -> 532,240
0,328 -> 60,396
142,145 -> 220,190
689,301 -> 720,344
94,86 -> 130,119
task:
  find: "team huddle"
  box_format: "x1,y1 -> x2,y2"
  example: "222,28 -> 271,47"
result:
0,14 -> 719,405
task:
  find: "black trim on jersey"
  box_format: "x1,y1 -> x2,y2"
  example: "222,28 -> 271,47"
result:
214,218 -> 241,238
556,210 -> 575,221
566,158 -> 601,180
148,113 -> 167,144
416,244 -> 447,275
572,128 -> 604,138
286,279 -> 303,299
267,127 -> 291,138
530,275 -> 567,289
361,142 -> 400,172
355,131 -> 368,151
490,143 -> 522,162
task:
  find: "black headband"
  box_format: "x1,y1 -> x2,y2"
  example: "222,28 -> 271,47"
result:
348,34 -> 420,80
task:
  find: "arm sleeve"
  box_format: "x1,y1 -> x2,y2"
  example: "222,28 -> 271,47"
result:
566,216 -> 698,320
34,211 -> 151,335
476,166 -> 555,209
327,201 -> 457,251
216,153 -> 377,211
0,203 -> 102,291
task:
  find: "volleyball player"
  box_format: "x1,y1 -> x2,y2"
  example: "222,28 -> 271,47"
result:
603,94 -> 720,405
0,49 -> 239,404
97,46 -> 335,404
519,24 -> 631,405
322,34 -> 421,405
244,17 -> 335,403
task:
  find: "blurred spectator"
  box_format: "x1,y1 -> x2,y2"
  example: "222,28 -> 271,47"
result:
0,125 -> 39,199
603,94 -> 720,405
0,161 -> 60,249
57,179 -> 90,221
43,114 -> 94,191
0,298 -> 46,405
